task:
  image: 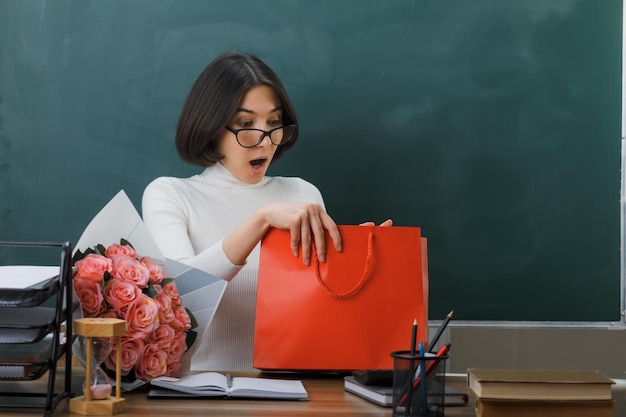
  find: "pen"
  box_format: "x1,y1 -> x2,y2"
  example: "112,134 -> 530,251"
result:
226,373 -> 233,389
418,342 -> 428,412
428,310 -> 453,353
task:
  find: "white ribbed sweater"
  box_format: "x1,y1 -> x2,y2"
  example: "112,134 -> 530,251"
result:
141,162 -> 325,371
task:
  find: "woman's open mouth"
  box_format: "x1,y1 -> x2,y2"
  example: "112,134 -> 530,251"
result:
249,158 -> 267,170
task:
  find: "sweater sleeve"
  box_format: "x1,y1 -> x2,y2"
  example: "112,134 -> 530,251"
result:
141,178 -> 242,282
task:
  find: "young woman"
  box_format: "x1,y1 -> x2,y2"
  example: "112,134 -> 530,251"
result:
142,51 -> 345,371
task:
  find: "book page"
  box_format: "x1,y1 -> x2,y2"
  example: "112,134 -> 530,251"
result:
0,266 -> 59,289
150,373 -> 308,399
151,372 -> 227,393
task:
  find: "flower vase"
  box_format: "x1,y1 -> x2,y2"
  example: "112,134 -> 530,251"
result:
82,337 -> 113,400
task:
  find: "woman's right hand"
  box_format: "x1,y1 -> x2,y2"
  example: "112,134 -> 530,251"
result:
260,202 -> 342,266
222,202 -> 342,268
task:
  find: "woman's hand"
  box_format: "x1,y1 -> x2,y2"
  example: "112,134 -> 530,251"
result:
261,202 -> 342,266
359,219 -> 393,227
223,202 -> 342,268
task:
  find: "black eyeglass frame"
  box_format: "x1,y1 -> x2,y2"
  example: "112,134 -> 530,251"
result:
224,125 -> 297,148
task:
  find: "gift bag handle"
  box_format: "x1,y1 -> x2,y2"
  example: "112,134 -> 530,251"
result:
313,231 -> 375,299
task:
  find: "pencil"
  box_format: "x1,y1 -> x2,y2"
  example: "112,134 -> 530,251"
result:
428,310 -> 453,353
405,319 -> 418,414
410,318 -> 417,356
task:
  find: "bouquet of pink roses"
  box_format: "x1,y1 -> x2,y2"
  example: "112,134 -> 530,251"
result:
72,239 -> 197,382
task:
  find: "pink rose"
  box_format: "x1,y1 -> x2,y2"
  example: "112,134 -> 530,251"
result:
105,243 -> 136,259
74,254 -> 112,282
147,324 -> 176,350
161,281 -> 182,306
169,305 -> 192,332
153,285 -> 175,324
135,343 -> 168,381
103,278 -> 142,311
168,330 -> 188,360
125,294 -> 160,338
105,336 -> 144,376
140,256 -> 165,285
111,257 -> 150,288
100,309 -> 121,319
74,277 -> 104,317
165,361 -> 181,377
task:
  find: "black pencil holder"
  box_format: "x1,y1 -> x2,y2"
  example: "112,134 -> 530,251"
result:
390,350 -> 448,417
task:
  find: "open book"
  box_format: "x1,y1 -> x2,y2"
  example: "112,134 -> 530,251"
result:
148,372 -> 308,400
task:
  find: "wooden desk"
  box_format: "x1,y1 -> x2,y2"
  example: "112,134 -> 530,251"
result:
2,372 -> 476,416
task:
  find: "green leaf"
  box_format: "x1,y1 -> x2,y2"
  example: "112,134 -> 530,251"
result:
120,238 -> 134,249
185,329 -> 197,350
186,307 -> 198,329
72,249 -> 86,264
144,283 -> 158,298
161,278 -> 175,286
95,244 -> 106,255
72,247 -> 98,264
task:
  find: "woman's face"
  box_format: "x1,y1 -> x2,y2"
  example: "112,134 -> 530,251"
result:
217,85 -> 283,184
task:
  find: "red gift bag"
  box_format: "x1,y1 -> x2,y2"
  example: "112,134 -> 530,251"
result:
253,225 -> 428,371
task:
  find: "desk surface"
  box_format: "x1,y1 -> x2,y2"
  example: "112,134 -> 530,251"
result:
2,372 -> 476,416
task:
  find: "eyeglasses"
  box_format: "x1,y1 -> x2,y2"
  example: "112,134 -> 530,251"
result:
225,125 -> 297,148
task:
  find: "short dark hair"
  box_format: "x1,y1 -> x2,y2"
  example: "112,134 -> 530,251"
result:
175,51 -> 298,166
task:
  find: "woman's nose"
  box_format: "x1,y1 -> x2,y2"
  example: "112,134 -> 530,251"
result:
257,132 -> 272,147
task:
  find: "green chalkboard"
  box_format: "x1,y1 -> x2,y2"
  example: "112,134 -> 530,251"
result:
0,0 -> 621,322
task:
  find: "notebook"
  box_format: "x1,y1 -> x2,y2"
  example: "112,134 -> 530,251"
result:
148,372 -> 308,400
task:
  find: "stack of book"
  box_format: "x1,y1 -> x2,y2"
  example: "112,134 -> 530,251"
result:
467,368 -> 615,417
